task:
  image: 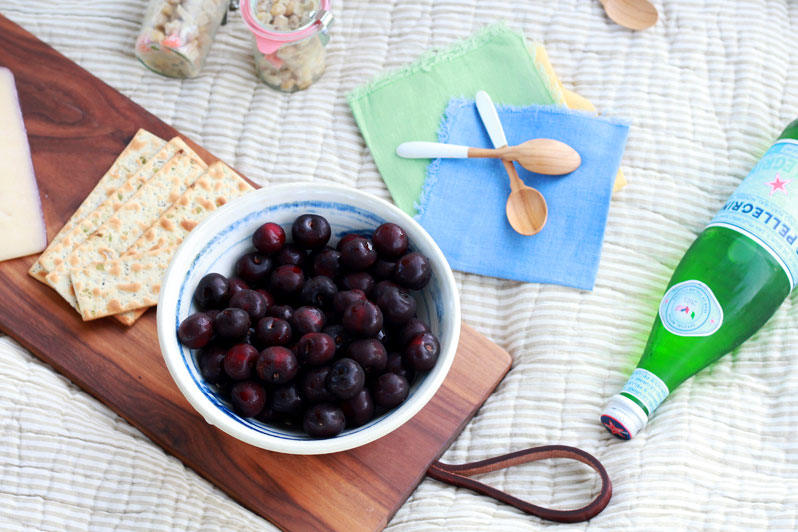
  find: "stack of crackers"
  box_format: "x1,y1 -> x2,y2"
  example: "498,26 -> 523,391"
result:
29,129 -> 254,326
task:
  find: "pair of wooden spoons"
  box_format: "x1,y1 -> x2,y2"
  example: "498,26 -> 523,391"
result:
397,92 -> 579,236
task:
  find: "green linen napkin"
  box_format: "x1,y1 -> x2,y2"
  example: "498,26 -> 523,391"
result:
347,23 -> 558,215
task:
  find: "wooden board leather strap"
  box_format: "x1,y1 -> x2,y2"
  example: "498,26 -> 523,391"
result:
426,445 -> 612,523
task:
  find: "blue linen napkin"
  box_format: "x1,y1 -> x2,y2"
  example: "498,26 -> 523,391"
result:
415,100 -> 629,290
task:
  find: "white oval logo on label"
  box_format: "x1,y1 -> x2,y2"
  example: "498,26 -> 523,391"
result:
659,280 -> 723,337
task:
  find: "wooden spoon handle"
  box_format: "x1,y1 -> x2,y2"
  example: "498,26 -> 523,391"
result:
502,159 -> 525,193
467,147 -> 505,159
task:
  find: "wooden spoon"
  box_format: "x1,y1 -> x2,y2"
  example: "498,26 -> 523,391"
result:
475,91 -> 547,236
599,0 -> 658,30
396,138 -> 581,176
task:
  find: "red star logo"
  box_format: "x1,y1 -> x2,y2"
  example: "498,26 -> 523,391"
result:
766,173 -> 791,196
603,419 -> 627,437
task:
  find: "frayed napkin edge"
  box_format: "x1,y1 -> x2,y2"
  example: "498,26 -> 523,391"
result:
347,21 -> 531,105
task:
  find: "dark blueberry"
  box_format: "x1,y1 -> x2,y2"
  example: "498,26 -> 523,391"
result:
373,373 -> 409,408
235,252 -> 273,285
267,304 -> 294,322
178,312 -> 214,348
336,233 -> 361,251
229,289 -> 268,322
290,306 -> 327,336
370,259 -> 396,281
372,280 -> 400,301
252,222 -> 286,254
255,288 -> 276,310
346,339 -> 388,375
299,275 -> 338,308
256,346 -> 299,384
312,248 -> 342,278
398,318 -> 431,346
214,307 -> 251,339
228,278 -> 249,297
340,389 -> 374,428
198,344 -> 227,384
292,214 -> 331,250
375,284 -> 416,325
393,252 -> 431,290
326,358 -> 366,400
254,317 -> 292,347
296,332 -> 336,366
339,272 -> 375,295
230,380 -> 267,418
223,343 -> 259,380
299,366 -> 335,403
372,223 -> 409,259
275,243 -> 307,267
270,383 -> 304,418
385,351 -> 415,383
269,264 -> 305,296
303,403 -> 345,438
339,236 -> 377,271
342,300 -> 383,337
404,332 -> 440,371
193,273 -> 230,310
332,289 -> 367,315
322,324 -> 352,356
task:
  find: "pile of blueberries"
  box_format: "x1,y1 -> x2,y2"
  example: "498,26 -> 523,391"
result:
176,214 -> 440,438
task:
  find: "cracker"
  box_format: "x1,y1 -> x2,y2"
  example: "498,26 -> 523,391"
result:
47,152 -> 207,309
37,137 -> 192,280
28,129 -> 166,282
114,161 -> 254,325
72,246 -> 179,320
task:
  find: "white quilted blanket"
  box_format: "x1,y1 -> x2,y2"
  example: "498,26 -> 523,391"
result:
3,1 -> 798,530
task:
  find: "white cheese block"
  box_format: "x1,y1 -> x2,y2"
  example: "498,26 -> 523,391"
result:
0,67 -> 47,262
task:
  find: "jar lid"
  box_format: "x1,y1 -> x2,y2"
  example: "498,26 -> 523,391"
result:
241,0 -> 333,54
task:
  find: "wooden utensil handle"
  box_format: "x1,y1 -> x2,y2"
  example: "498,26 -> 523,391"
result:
467,147 -> 504,159
502,159 -> 525,192
427,445 -> 612,523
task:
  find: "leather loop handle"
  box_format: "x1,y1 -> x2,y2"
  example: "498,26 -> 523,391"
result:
426,445 -> 612,523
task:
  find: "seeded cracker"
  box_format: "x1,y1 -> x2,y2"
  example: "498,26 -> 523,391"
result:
48,152 -> 207,309
113,162 -> 254,325
72,246 -> 180,319
29,130 -> 166,282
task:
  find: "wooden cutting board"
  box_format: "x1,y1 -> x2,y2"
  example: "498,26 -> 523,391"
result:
0,15 -> 512,532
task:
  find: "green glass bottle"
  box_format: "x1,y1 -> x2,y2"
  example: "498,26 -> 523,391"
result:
601,120 -> 798,439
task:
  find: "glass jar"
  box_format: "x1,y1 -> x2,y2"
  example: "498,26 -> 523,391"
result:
241,0 -> 333,92
135,0 -> 230,78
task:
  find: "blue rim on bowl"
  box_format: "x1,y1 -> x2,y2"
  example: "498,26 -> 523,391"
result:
157,183 -> 461,455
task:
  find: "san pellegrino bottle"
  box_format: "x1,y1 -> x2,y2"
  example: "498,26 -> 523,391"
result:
601,120 -> 798,439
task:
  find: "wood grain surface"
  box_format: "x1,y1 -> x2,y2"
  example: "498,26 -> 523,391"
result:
0,15 -> 513,532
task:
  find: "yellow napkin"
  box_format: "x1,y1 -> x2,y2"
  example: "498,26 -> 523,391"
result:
531,44 -> 627,192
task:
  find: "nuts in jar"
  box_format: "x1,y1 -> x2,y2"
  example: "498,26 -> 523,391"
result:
241,0 -> 333,92
135,0 -> 230,78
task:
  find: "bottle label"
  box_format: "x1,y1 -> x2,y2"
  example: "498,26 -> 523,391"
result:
707,138 -> 798,288
659,280 -> 723,336
621,368 -> 669,414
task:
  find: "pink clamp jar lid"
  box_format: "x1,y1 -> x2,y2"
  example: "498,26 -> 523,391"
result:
240,0 -> 333,55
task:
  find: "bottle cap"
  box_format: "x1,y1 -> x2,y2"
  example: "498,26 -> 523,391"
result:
600,394 -> 648,440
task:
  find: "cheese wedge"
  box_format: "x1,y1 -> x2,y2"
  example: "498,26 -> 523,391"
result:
0,67 -> 47,262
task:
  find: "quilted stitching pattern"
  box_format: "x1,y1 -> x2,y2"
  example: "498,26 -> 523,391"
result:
2,1 -> 798,530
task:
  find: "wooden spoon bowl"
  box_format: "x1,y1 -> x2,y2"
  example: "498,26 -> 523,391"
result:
599,0 -> 658,30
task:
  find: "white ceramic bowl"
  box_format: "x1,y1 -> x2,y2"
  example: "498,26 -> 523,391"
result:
157,183 -> 460,455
